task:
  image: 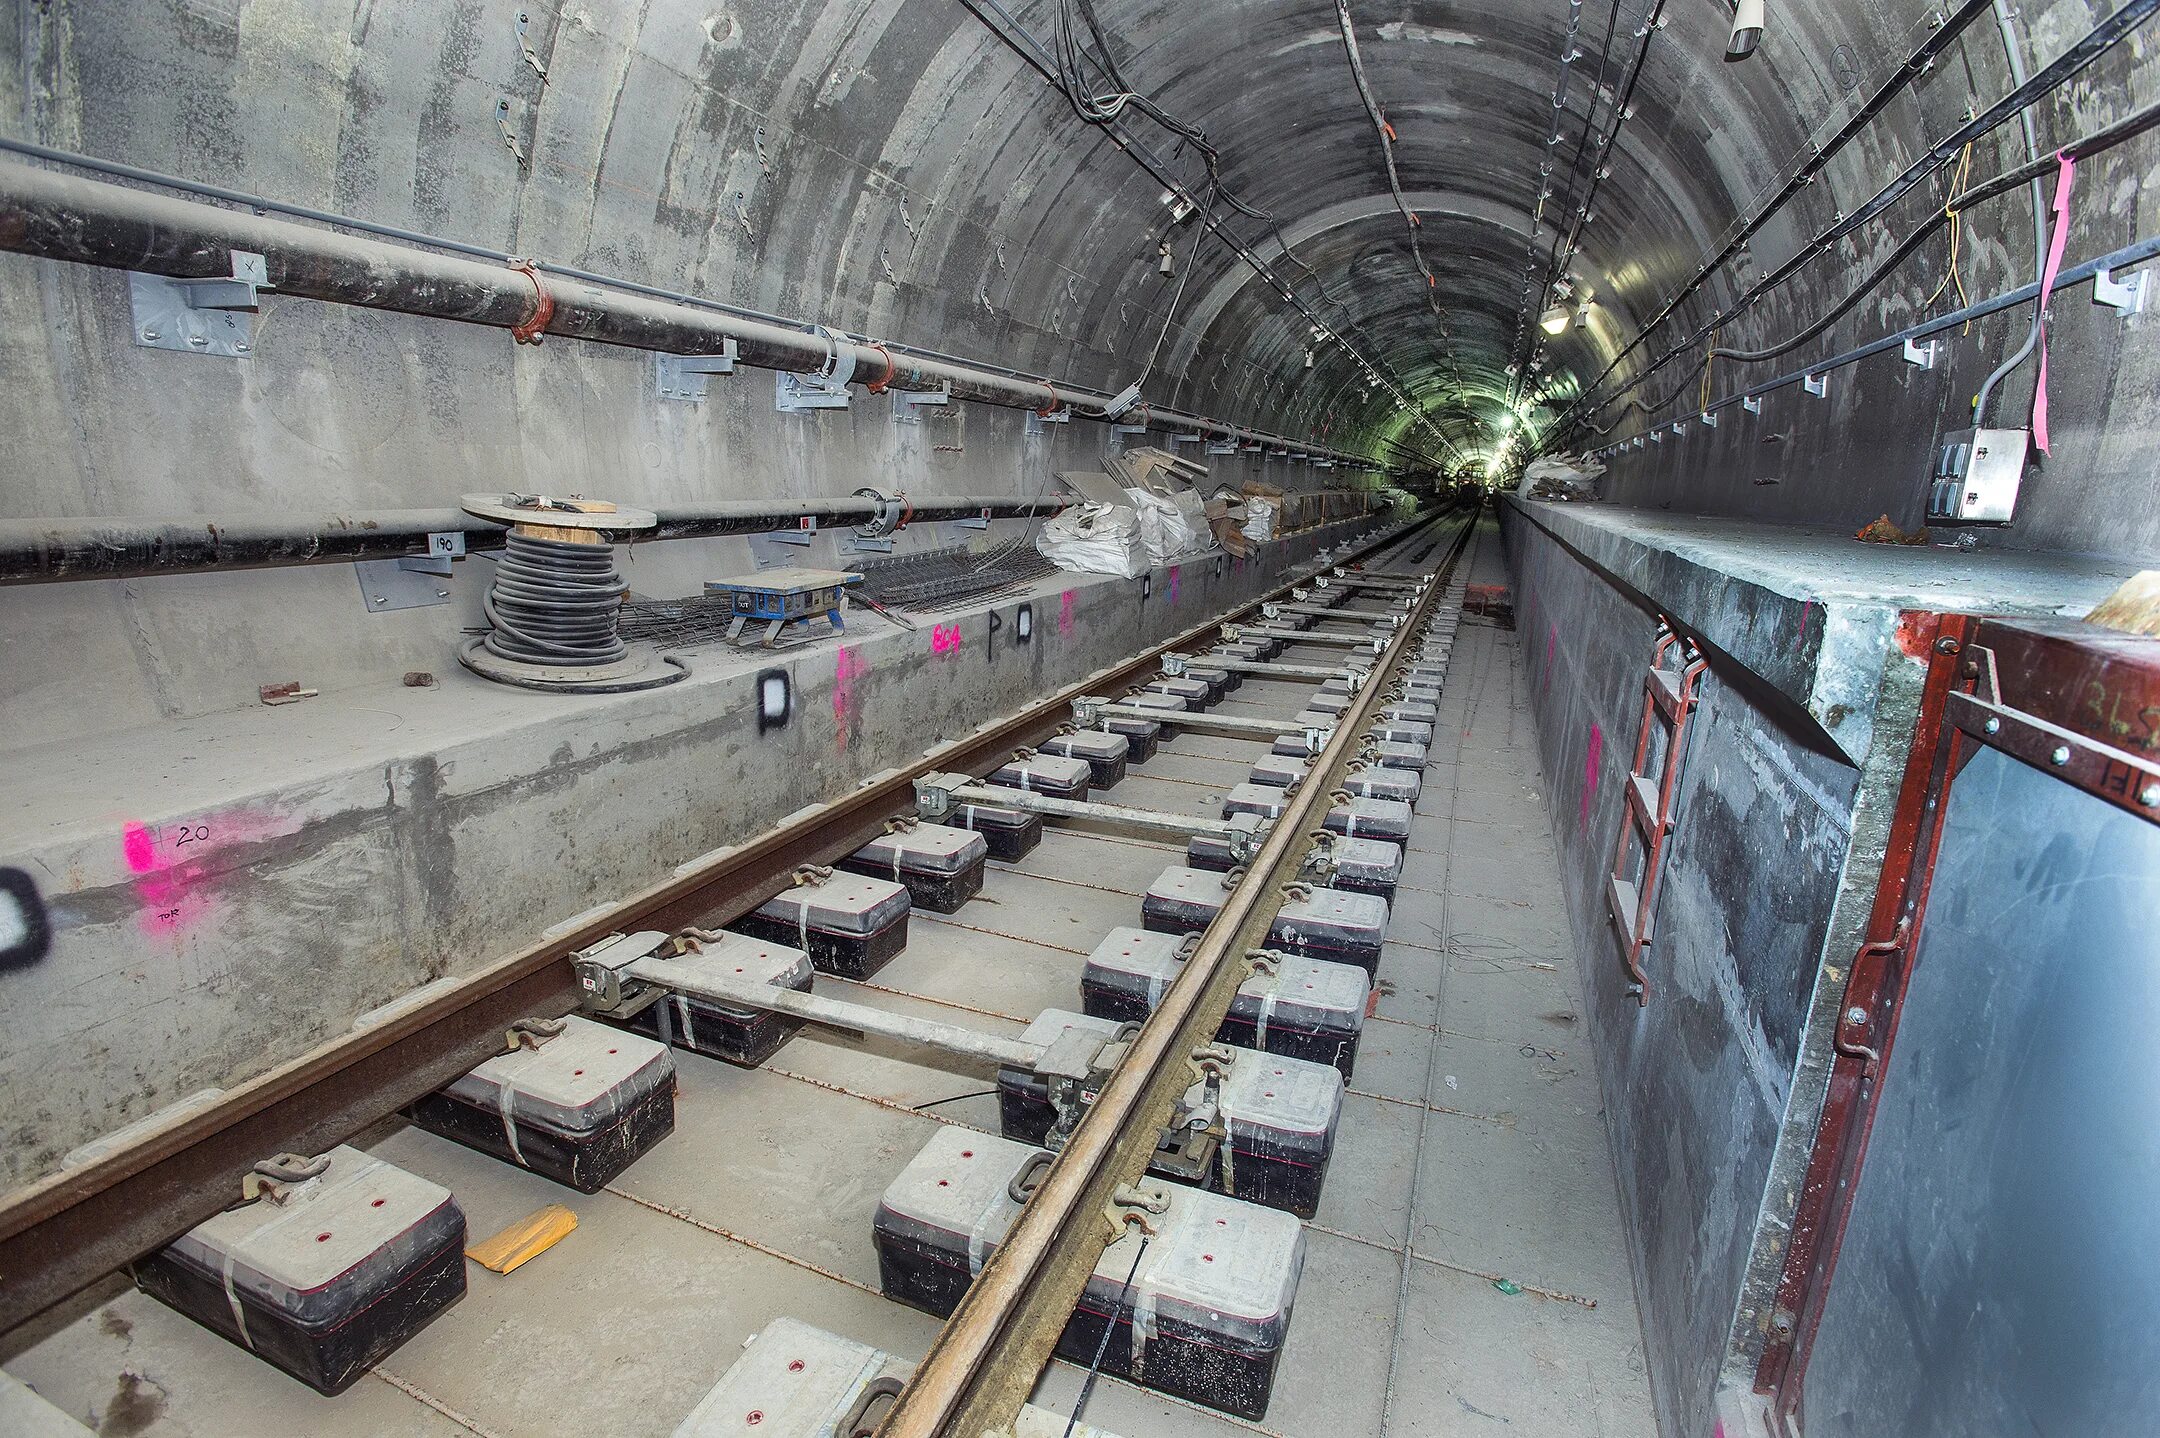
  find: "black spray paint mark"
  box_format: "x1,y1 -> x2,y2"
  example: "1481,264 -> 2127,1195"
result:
984,610 -> 1004,663
755,669 -> 792,732
0,867 -> 53,970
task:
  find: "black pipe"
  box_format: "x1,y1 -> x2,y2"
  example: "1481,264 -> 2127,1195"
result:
0,496 -> 1053,583
0,158 -> 1377,466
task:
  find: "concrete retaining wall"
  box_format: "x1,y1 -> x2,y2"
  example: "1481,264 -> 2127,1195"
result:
0,514 -> 1391,1192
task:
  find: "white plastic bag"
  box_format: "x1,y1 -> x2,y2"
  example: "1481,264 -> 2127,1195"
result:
1132,487 -> 1216,561
1519,453 -> 1606,502
1035,502 -> 1148,578
1240,497 -> 1278,543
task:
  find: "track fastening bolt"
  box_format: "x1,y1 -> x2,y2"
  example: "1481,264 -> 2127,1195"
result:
2141,784 -> 2160,807
1844,1006 -> 1868,1026
2049,744 -> 2071,766
1982,717 -> 2000,735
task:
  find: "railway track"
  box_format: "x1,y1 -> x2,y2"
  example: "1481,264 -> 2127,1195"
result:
1,505 -> 1481,1437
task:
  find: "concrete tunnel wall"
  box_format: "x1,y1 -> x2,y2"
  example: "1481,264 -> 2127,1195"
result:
9,1 -> 2157,757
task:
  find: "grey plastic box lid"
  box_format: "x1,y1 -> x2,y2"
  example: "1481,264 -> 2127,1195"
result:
1247,754 -> 1309,789
1382,700 -> 1437,723
1145,866 -> 1231,925
1369,717 -> 1434,745
1147,677 -> 1213,702
673,1317 -> 1119,1438
851,821 -> 990,878
654,931 -> 813,1018
1222,783 -> 1291,821
877,1128 -> 1306,1345
1274,887 -> 1388,950
1307,691 -> 1351,715
1085,930 -> 1368,1037
989,753 -> 1091,793
1127,690 -> 1188,712
1369,739 -> 1429,768
445,1015 -> 674,1137
1040,730 -> 1130,763
1291,706 -> 1335,730
755,873 -> 912,938
1216,1044 -> 1344,1150
1015,1005 -> 1123,1053
1324,796 -> 1414,842
1345,766 -> 1422,804
1332,836 -> 1403,888
163,1146 -> 455,1309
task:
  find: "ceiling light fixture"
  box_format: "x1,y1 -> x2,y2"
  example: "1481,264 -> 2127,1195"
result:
1540,305 -> 1570,335
1727,0 -> 1764,61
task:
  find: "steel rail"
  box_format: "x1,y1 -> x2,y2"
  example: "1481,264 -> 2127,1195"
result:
875,511 -> 1478,1437
0,508 -> 1443,1336
0,158 -> 1376,470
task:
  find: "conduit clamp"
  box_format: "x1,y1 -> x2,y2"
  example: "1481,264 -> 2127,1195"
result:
775,327 -> 858,410
862,343 -> 899,394
1034,380 -> 1063,417
852,486 -> 911,540
507,257 -> 554,344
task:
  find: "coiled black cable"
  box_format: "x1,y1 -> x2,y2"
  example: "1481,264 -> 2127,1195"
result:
481,532 -> 629,667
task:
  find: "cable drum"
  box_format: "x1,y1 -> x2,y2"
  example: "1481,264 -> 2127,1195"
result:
481,531 -> 631,667
456,493 -> 687,694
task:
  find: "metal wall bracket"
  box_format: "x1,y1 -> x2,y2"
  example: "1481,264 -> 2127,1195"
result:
1169,431 -> 1202,446
776,370 -> 850,412
129,250 -> 271,358
1700,410 -> 1718,428
748,524 -> 817,569
1111,421 -> 1149,435
950,508 -> 991,531
1206,440 -> 1237,455
889,382 -> 951,422
1902,337 -> 1938,369
514,8 -> 548,77
1649,429 -> 1663,444
655,342 -> 738,401
1803,372 -> 1829,397
354,550 -> 456,612
1670,420 -> 1686,436
2093,266 -> 2148,315
1025,407 -> 1071,436
838,533 -> 894,557
1743,395 -> 1764,414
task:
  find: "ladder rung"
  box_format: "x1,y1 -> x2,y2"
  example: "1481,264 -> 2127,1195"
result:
1626,773 -> 1662,833
1647,665 -> 1684,720
1607,873 -> 1643,943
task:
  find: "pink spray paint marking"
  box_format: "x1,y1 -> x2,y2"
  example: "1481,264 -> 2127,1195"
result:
1543,620 -> 1558,694
1167,566 -> 1181,605
2032,151 -> 2077,453
833,647 -> 864,750
122,822 -> 156,874
1058,589 -> 1076,637
1581,722 -> 1604,828
930,623 -> 964,656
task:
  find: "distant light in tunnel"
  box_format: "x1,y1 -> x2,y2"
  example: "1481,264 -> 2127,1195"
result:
1540,305 -> 1570,335
1727,0 -> 1764,60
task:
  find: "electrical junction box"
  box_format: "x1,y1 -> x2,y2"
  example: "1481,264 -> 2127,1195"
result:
1929,427 -> 2027,523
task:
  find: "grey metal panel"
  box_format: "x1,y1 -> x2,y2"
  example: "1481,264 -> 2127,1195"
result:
1802,746 -> 2160,1435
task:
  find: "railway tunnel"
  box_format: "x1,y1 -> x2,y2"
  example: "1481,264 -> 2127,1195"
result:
1,2 -> 2156,1435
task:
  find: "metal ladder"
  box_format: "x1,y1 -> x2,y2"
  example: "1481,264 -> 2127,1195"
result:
1606,620 -> 1708,1004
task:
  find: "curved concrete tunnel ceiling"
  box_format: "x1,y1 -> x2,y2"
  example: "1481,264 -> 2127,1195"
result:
15,0 -> 2038,478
